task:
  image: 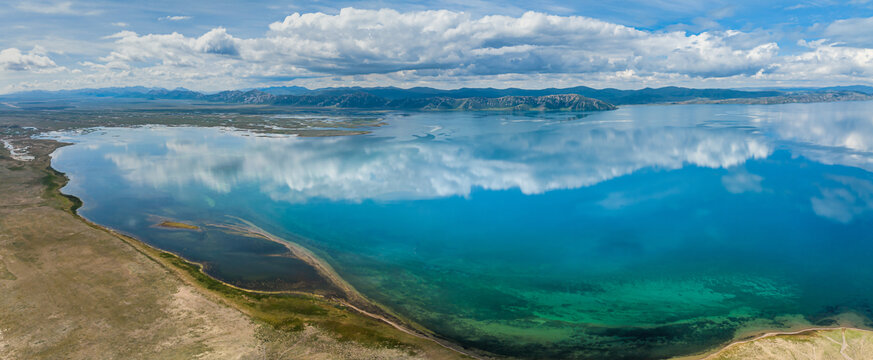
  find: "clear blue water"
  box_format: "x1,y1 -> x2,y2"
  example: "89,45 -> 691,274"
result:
48,102 -> 873,359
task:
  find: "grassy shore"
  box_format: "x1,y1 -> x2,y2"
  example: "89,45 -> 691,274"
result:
0,137 -> 469,359
5,133 -> 873,360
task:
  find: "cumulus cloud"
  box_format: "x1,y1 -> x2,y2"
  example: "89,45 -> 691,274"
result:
83,8 -> 785,86
101,28 -> 241,66
262,9 -> 779,77
778,41 -> 873,78
0,47 -> 62,72
8,8 -> 873,91
194,28 -> 240,56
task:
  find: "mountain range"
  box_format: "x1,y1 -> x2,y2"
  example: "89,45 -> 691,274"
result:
2,85 -> 872,111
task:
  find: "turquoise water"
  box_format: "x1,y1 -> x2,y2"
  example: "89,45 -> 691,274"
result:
49,102 -> 873,359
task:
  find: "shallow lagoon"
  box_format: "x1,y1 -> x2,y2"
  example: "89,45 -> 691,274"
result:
49,102 -> 873,358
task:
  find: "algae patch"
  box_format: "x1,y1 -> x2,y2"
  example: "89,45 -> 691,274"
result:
157,221 -> 200,230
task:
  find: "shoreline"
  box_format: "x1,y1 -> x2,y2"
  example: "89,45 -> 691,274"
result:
13,136 -> 474,358
69,200 -> 483,359
56,190 -> 481,357
71,183 -> 873,360
80,213 -> 873,360
690,326 -> 873,359
208,216 -> 482,357
32,136 -> 873,360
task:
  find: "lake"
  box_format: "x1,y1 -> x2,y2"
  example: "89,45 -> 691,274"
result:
48,102 -> 873,359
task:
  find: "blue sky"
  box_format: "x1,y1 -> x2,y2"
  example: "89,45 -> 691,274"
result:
1,0 -> 872,93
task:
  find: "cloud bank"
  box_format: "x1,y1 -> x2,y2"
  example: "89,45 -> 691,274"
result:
6,8 -> 873,91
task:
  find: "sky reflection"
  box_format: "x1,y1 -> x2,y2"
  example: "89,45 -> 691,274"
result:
47,102 -> 873,223
94,116 -> 772,203
44,103 -> 873,358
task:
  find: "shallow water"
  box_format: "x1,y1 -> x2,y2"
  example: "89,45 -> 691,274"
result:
49,102 -> 873,359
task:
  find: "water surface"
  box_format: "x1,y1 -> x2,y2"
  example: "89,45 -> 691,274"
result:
49,102 -> 873,359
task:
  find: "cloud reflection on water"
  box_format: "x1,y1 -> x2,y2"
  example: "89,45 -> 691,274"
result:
102,121 -> 771,202
744,102 -> 873,222
751,102 -> 873,173
811,176 -> 873,223
56,102 -> 873,225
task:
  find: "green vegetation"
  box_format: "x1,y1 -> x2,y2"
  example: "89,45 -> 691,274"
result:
157,221 -> 200,230
0,105 -> 386,138
0,259 -> 16,280
155,250 -> 411,348
38,159 -> 83,213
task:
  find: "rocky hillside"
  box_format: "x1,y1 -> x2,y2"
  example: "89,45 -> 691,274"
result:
195,90 -> 616,111
388,94 -> 615,111
8,85 -> 873,109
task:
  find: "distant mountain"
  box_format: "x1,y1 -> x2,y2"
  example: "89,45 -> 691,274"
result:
387,94 -> 616,111
743,85 -> 873,95
679,91 -> 873,105
258,86 -> 311,95
817,85 -> 873,94
3,85 -> 872,109
201,86 -> 867,107
144,88 -> 205,100
186,90 -> 616,111
1,86 -> 157,100
307,86 -> 785,105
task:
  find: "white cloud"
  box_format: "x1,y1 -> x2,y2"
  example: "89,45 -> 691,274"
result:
0,47 -> 63,72
66,8 -> 788,90
112,22 -> 129,27
6,8 -> 873,91
260,9 -> 778,77
823,16 -> 873,47
778,42 -> 873,78
158,15 -> 192,21
101,28 -> 242,65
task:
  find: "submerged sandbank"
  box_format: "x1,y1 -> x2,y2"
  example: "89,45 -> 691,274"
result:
209,216 -> 482,358
156,220 -> 200,230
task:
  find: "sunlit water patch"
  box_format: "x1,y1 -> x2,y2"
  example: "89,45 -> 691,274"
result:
47,103 -> 873,359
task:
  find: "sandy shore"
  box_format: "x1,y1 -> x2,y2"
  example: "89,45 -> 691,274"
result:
666,322 -> 873,360
210,216 -> 483,359
700,326 -> 873,359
